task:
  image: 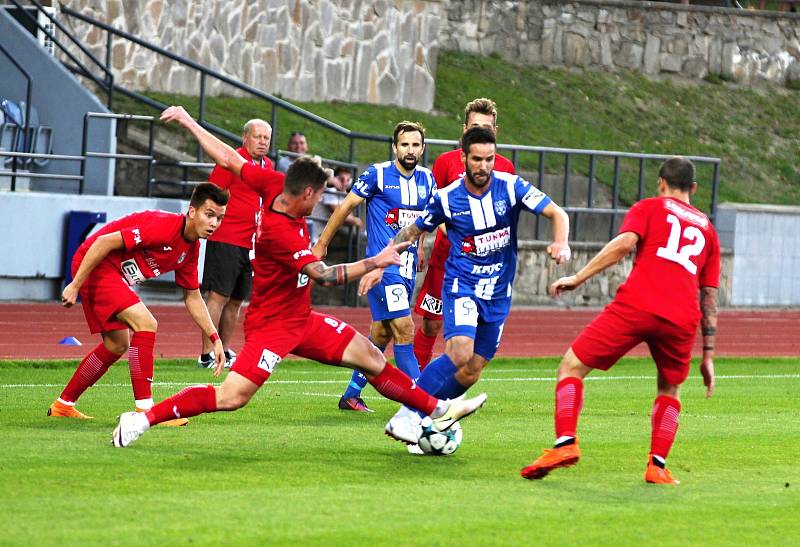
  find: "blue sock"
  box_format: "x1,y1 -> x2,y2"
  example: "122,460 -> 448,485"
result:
410,354 -> 466,417
342,341 -> 386,399
342,370 -> 369,399
393,343 -> 421,380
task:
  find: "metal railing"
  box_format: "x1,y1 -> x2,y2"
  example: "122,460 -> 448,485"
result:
81,112 -> 156,195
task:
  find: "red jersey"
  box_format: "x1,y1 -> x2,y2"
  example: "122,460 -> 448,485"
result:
428,149 -> 516,268
75,210 -> 200,290
244,204 -> 319,331
237,162 -> 318,329
615,197 -> 721,326
208,147 -> 274,249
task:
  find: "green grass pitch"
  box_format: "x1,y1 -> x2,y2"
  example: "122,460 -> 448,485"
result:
1,357 -> 798,545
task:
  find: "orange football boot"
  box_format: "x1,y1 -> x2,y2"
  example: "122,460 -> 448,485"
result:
47,400 -> 93,419
520,442 -> 581,480
645,461 -> 680,484
135,407 -> 189,427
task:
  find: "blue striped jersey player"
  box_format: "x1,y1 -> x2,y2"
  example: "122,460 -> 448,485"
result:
312,121 -> 435,413
385,126 -> 571,443
354,159 -> 435,300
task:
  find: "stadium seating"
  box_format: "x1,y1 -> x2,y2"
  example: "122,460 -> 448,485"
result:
0,98 -> 53,166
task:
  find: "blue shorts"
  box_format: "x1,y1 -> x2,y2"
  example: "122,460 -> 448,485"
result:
367,271 -> 415,321
441,290 -> 509,361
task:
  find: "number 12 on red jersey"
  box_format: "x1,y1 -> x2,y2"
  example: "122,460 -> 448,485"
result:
656,213 -> 706,275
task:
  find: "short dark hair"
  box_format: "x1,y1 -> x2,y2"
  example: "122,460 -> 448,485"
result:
333,166 -> 351,177
392,121 -> 425,146
190,182 -> 229,208
659,157 -> 695,192
461,126 -> 496,155
285,156 -> 328,196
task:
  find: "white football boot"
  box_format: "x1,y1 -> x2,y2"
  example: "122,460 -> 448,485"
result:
384,410 -> 423,445
431,393 -> 487,432
111,411 -> 150,447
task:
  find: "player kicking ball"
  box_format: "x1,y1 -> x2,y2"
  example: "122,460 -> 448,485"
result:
110,106 -> 487,449
520,157 -> 720,484
49,183 -> 229,425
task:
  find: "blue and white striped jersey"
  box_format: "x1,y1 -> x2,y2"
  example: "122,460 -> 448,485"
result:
352,160 -> 436,279
414,171 -> 552,301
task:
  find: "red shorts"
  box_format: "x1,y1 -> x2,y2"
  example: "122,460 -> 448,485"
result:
414,264 -> 445,320
75,261 -> 141,334
232,311 -> 357,387
571,301 -> 697,386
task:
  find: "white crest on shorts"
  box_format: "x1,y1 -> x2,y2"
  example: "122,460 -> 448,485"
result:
177,252 -> 186,264
257,349 -> 282,373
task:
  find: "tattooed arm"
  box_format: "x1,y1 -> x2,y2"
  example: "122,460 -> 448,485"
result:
393,224 -> 425,247
699,286 -> 718,398
302,241 -> 411,287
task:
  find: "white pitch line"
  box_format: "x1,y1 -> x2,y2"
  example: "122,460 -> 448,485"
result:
1,373 -> 798,389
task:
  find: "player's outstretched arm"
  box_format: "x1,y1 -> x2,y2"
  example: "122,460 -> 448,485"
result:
160,106 -> 246,177
62,232 -> 126,307
541,202 -> 571,264
183,288 -> 226,375
549,231 -> 639,297
304,241 -> 412,288
699,286 -> 718,398
312,191 -> 364,259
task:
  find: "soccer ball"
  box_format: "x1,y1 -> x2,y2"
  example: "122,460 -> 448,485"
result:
417,416 -> 462,456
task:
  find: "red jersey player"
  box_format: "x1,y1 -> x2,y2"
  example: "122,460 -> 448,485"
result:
111,106 -> 488,448
48,183 -> 230,424
520,157 -> 720,485
199,119 -> 274,369
413,98 -> 516,368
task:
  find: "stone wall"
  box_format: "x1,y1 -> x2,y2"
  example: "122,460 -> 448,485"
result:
440,0 -> 800,86
58,1 -> 799,109
59,0 -> 443,110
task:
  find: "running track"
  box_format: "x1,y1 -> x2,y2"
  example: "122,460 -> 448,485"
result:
1,303 -> 797,360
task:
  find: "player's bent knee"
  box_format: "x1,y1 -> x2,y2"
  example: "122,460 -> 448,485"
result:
448,348 -> 472,368
104,339 -> 129,355
557,347 -> 591,380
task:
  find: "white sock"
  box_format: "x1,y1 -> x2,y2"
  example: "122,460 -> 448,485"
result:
135,398 -> 154,410
57,398 -> 76,406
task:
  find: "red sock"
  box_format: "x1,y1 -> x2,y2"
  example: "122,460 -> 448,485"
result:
650,395 -> 681,460
368,362 -> 437,415
60,343 -> 122,403
554,377 -> 584,439
129,331 -> 156,402
145,384 -> 217,425
413,328 -> 437,370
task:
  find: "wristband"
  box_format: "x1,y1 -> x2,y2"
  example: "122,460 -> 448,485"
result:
209,332 -> 220,344
703,345 -> 714,351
